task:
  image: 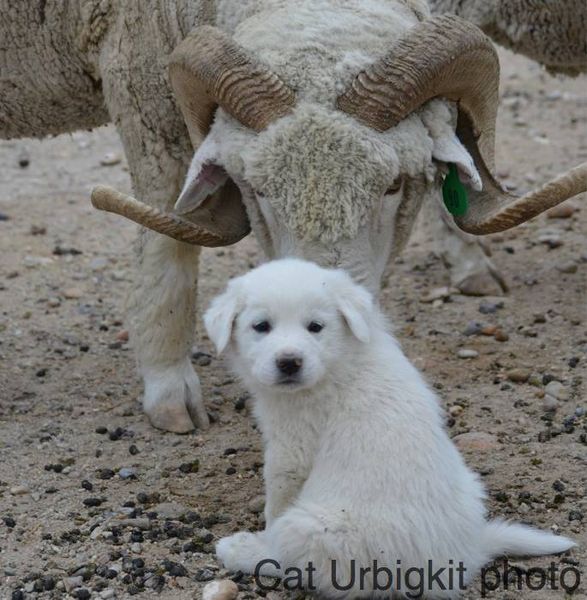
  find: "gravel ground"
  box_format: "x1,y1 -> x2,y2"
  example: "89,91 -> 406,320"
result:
0,49 -> 586,600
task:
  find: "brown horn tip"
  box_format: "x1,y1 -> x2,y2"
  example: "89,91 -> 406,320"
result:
455,162 -> 587,235
90,185 -> 244,247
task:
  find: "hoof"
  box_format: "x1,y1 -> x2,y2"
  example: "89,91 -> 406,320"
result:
143,362 -> 209,433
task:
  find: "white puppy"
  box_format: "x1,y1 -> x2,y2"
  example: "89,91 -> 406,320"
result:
204,259 -> 574,599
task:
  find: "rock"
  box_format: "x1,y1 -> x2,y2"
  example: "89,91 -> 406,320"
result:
202,580 -> 239,600
63,576 -> 83,593
248,495 -> 265,514
195,568 -> 215,582
507,369 -> 531,384
192,349 -> 213,366
117,518 -> 151,530
478,300 -> 504,314
99,590 -> 116,599
116,329 -> 129,342
152,502 -> 188,520
542,396 -> 559,412
23,255 -> 53,268
547,203 -> 576,219
453,432 -> 499,452
537,229 -> 563,249
100,152 -> 122,166
420,286 -> 456,303
90,257 -> 109,271
47,297 -> 61,308
457,349 -> 478,359
448,405 -> 463,417
18,148 -> 30,168
463,321 -> 485,336
556,261 -> 578,274
480,325 -> 497,336
30,224 -> 46,235
118,467 -> 136,480
544,381 -> 569,401
494,329 -> 510,342
9,485 -> 29,496
63,287 -> 83,300
568,510 -> 583,522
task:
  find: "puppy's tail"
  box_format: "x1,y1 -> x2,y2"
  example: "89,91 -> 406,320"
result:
483,520 -> 575,558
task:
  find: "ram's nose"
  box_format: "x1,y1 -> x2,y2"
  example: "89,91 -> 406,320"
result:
276,355 -> 303,376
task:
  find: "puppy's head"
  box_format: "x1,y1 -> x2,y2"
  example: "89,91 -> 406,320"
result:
204,259 -> 373,393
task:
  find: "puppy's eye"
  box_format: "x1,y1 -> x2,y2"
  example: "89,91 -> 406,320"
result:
385,176 -> 403,196
252,321 -> 271,333
307,321 -> 324,334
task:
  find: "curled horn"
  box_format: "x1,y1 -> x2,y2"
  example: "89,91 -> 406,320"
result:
169,25 -> 296,140
91,26 -> 296,246
338,15 -> 586,234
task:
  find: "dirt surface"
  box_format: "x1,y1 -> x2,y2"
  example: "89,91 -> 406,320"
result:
0,49 -> 586,600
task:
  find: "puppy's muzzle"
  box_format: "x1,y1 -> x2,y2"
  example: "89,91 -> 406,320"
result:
276,355 -> 303,377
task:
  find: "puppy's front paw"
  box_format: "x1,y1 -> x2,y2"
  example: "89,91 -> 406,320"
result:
216,532 -> 273,574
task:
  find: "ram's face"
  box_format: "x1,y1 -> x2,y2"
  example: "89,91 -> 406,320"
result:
177,99 -> 479,290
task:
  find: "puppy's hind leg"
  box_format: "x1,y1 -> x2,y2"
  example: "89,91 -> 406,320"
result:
216,531 -> 279,576
267,505 -> 362,598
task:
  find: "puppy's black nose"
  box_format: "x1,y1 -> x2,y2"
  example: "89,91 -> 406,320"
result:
276,356 -> 303,376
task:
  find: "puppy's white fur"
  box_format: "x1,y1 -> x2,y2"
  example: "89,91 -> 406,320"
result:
204,259 -> 575,599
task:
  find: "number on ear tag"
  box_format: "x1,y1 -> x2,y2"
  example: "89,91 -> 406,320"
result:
442,164 -> 468,216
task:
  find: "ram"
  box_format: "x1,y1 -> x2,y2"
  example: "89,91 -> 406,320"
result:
429,0 -> 587,75
2,1 -> 585,434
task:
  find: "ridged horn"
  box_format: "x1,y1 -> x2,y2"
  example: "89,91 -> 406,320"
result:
169,25 -> 296,140
338,15 -> 586,233
90,185 -> 248,247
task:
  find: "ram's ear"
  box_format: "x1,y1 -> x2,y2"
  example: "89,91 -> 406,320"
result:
432,131 -> 482,191
332,271 -> 374,343
174,136 -> 251,244
203,280 -> 243,355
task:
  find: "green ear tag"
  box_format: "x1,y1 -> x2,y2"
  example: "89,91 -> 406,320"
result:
442,163 -> 468,216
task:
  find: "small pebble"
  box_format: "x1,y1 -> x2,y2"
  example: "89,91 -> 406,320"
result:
195,568 -> 215,582
547,203 -> 576,219
119,467 -> 137,480
556,260 -> 578,274
63,576 -> 84,593
463,321 -> 485,336
116,329 -> 129,342
100,152 -> 122,166
545,381 -> 569,401
202,580 -> 239,600
248,495 -> 265,514
453,432 -> 499,451
479,300 -> 504,314
542,396 -> 559,412
457,349 -> 478,359
494,329 -> 509,342
421,286 -> 456,303
63,287 -> 83,299
506,369 -> 531,384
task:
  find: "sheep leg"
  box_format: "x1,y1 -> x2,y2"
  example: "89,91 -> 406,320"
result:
423,200 -> 508,296
99,45 -> 207,433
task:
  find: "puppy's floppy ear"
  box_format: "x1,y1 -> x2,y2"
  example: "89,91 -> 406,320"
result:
332,271 -> 373,343
203,280 -> 242,355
